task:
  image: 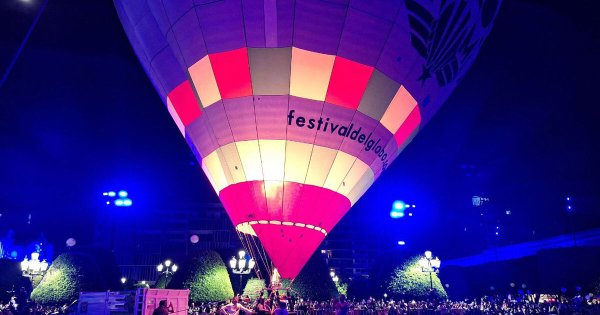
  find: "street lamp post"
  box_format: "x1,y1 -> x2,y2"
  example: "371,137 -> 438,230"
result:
157,259 -> 178,276
229,250 -> 255,294
419,250 -> 441,294
21,252 -> 49,287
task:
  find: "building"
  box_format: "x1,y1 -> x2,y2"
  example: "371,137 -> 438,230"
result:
93,202 -> 240,283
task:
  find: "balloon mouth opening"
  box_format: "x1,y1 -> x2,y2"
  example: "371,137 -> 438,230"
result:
235,221 -> 328,237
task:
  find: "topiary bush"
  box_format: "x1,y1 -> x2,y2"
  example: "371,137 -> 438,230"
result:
154,273 -> 171,289
167,250 -> 233,302
31,249 -> 120,305
290,252 -> 337,301
387,255 -> 447,300
243,278 -> 266,299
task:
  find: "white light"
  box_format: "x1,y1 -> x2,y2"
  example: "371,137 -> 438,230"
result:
248,258 -> 255,269
121,277 -> 127,284
21,258 -> 29,271
40,259 -> 48,271
123,198 -> 132,206
157,264 -> 164,272
115,199 -> 124,206
419,258 -> 428,269
229,258 -> 237,269
171,265 -> 178,272
424,251 -> 432,259
164,260 -> 172,267
412,205 -> 416,208
332,276 -> 339,282
103,192 -> 108,196
106,201 -> 110,205
238,250 -> 246,259
397,241 -> 406,246
408,213 -> 413,216
239,258 -> 247,269
141,281 -> 146,285
31,252 -> 40,260
330,271 -> 335,277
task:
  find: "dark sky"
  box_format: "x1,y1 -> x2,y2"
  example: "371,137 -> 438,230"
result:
1,0 -> 599,259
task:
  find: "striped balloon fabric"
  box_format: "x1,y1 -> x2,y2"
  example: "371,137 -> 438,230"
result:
115,0 -> 500,279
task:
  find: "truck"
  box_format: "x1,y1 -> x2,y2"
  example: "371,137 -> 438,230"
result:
76,289 -> 189,315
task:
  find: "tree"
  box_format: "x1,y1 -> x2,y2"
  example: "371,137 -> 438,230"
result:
242,278 -> 266,299
30,249 -> 120,305
154,273 -> 172,289
387,256 -> 447,300
289,252 -> 337,300
168,251 -> 234,302
335,281 -> 348,296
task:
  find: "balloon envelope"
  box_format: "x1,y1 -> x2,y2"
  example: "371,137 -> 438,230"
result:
115,0 -> 500,279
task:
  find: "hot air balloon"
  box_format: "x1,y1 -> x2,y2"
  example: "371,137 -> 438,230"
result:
114,0 -> 501,279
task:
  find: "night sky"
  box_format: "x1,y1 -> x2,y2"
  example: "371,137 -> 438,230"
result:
1,0 -> 599,259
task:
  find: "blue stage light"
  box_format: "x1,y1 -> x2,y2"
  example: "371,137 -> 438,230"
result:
123,198 -> 132,206
393,200 -> 405,210
114,199 -> 124,206
118,190 -> 128,198
398,241 -> 406,246
390,209 -> 405,219
10,251 -> 18,258
108,191 -> 116,197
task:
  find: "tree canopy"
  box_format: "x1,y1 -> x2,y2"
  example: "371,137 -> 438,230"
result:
290,252 -> 338,301
167,250 -> 234,302
242,278 -> 266,299
387,255 -> 447,300
31,248 -> 120,305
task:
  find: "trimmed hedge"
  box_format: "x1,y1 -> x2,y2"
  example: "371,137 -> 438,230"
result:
290,252 -> 337,300
387,256 -> 447,299
242,278 -> 266,299
31,249 -> 120,305
167,250 -> 233,302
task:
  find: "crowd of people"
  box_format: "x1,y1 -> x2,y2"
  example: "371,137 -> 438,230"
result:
185,292 -> 600,315
0,288 -> 73,315
3,288 -> 600,315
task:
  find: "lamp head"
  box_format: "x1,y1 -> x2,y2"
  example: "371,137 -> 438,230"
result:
21,258 -> 29,271
40,259 -> 49,271
229,257 -> 237,269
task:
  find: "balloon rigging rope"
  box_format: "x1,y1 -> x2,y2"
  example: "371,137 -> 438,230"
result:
250,233 -> 272,279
